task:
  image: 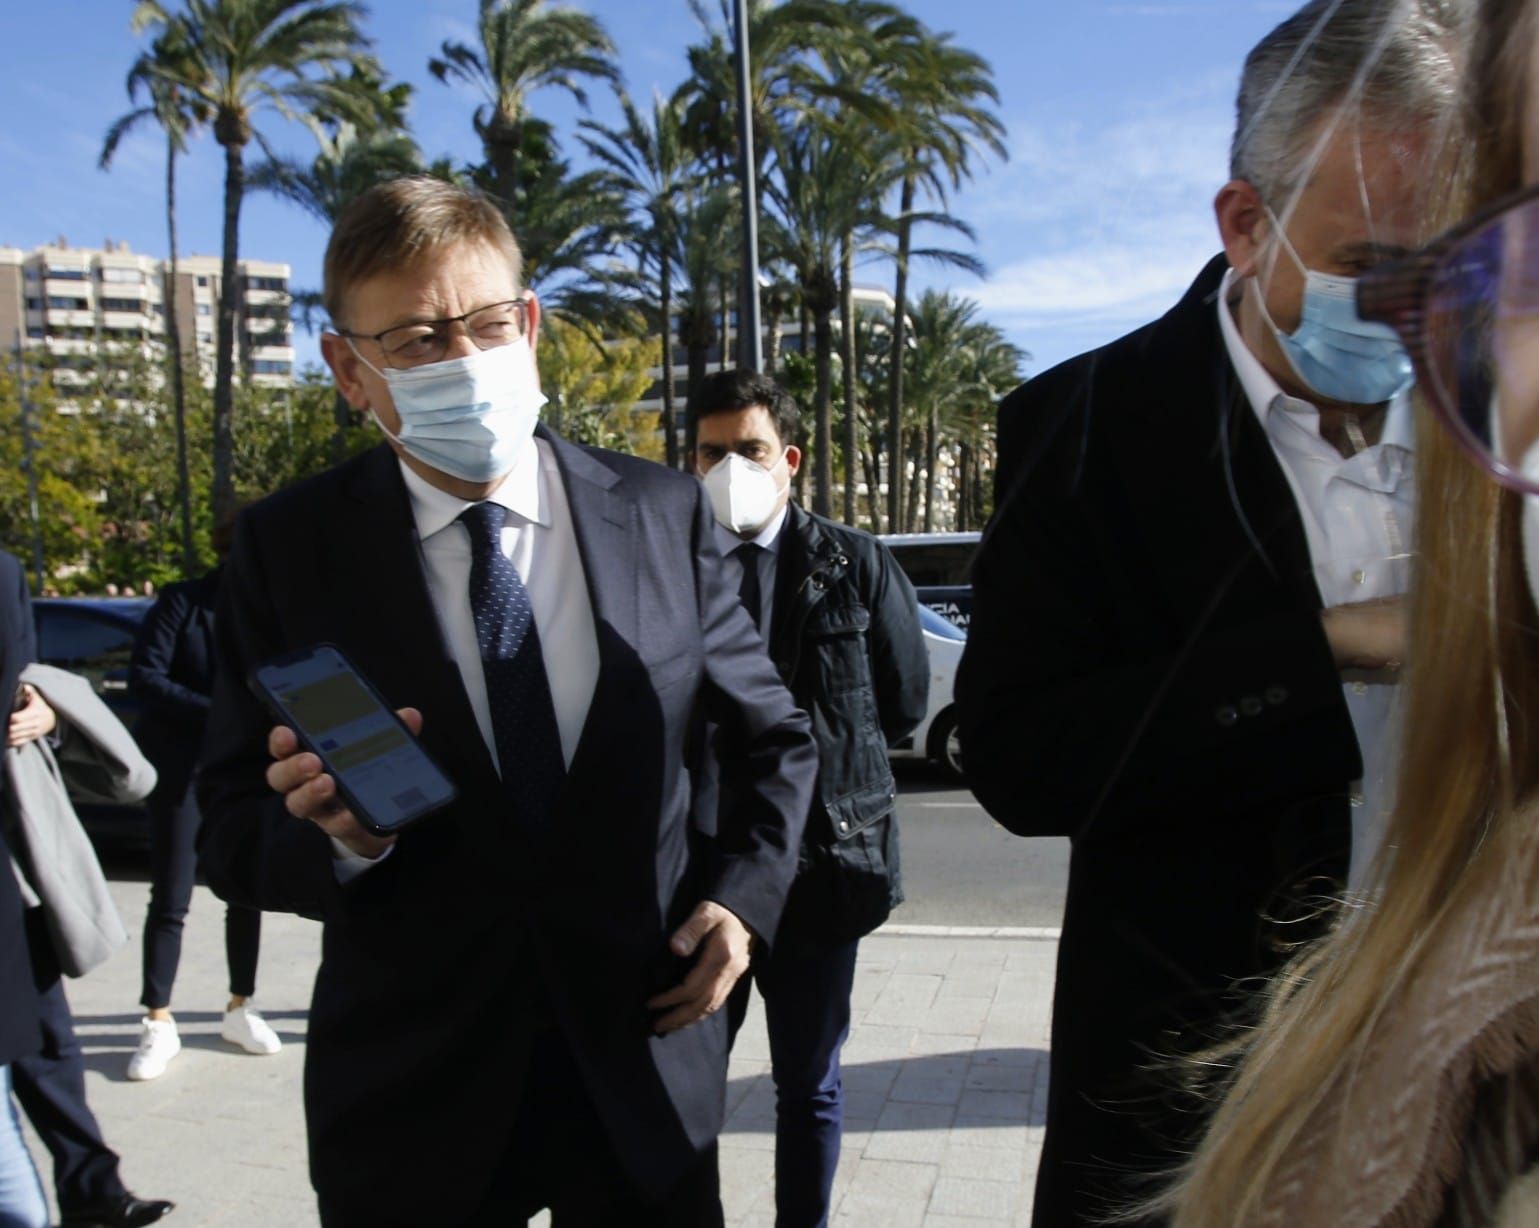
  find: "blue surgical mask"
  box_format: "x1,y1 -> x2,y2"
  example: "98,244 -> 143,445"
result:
350,340 -> 547,483
1255,208 -> 1415,406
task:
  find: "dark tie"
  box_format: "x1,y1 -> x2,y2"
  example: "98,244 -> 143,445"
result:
734,542 -> 764,632
458,502 -> 565,828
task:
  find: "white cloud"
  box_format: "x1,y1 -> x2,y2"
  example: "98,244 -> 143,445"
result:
949,84 -> 1235,370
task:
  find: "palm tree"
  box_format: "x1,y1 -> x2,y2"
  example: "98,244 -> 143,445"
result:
762,119 -> 903,518
128,0 -> 384,524
429,0 -> 620,210
871,29 -> 1006,533
669,183 -> 738,456
101,21 -> 209,575
579,94 -> 691,468
246,118 -> 424,460
488,144 -> 631,340
902,291 -> 1025,531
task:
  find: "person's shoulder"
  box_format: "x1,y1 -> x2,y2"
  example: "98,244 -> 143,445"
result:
1001,255 -> 1228,431
243,445 -> 389,532
554,436 -> 702,503
154,576 -> 200,603
799,507 -> 881,556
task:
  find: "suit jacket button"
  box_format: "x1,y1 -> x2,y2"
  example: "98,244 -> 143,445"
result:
1240,696 -> 1263,717
1265,686 -> 1289,706
1214,705 -> 1240,728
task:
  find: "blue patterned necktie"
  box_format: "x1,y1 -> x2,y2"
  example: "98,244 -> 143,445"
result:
458,501 -> 565,827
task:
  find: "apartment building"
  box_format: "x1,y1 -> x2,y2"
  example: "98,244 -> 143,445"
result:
0,239 -> 295,390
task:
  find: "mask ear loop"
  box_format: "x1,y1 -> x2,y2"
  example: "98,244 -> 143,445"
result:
1249,207 -> 1310,346
339,334 -> 406,445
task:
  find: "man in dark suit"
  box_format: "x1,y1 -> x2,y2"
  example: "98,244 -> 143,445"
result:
195,177 -> 817,1227
0,550 -> 174,1228
957,3 -> 1462,1223
689,369 -> 928,1226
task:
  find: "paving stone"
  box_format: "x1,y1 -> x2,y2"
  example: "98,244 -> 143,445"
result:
928,1176 -> 1022,1220
22,883 -> 1055,1226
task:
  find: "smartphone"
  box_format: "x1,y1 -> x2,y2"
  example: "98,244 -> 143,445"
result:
249,644 -> 457,836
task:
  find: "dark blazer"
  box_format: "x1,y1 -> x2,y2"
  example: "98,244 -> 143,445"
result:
195,432 -> 818,1224
765,504 -> 928,951
129,568 -> 218,802
957,257 -> 1362,1226
0,551 -> 41,1065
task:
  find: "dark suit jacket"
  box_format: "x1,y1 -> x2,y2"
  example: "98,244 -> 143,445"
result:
130,568 -> 218,802
0,551 -> 41,1065
765,503 -> 928,950
196,432 -> 817,1223
957,257 -> 1362,1226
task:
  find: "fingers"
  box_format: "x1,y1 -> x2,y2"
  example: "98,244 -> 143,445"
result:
648,957 -> 735,1034
648,923 -> 752,1035
267,723 -> 300,761
264,706 -> 423,818
669,900 -> 725,958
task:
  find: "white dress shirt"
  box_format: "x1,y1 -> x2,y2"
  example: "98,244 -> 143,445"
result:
714,504 -> 790,634
1217,268 -> 1414,888
334,437 -> 600,878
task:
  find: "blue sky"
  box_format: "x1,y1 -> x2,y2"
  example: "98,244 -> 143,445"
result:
0,0 -> 1297,381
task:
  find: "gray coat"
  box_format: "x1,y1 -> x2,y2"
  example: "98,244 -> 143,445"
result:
5,663 -> 156,977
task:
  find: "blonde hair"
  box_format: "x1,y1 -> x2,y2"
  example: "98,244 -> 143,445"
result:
321,176 -> 522,326
1161,2 -> 1539,1222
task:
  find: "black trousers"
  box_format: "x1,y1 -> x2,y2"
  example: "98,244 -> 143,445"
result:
141,781 -> 260,1009
10,979 -> 124,1215
317,1026 -> 724,1228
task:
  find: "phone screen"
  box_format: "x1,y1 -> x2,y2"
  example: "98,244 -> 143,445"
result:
254,646 -> 455,832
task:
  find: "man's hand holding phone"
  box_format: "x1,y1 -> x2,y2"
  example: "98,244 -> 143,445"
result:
265,708 -> 422,859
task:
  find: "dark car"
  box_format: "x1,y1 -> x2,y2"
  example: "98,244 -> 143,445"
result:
33,597 -> 154,840
879,532 -> 979,632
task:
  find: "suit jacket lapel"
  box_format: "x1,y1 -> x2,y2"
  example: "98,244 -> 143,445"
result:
335,446 -> 500,796
540,427 -> 636,650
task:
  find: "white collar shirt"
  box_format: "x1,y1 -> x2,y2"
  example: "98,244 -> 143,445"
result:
399,436 -> 599,772
712,503 -> 790,636
1217,268 -> 1415,888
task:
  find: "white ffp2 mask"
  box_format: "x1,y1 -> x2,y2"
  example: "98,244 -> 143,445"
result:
701,452 -> 788,536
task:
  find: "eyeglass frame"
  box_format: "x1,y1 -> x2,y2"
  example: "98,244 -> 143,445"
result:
330,296 -> 533,368
1357,180 -> 1539,493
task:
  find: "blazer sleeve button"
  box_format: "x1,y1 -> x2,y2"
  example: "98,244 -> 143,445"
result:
1240,696 -> 1264,717
1214,704 -> 1240,728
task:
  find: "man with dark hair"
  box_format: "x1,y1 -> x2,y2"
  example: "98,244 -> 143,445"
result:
959,2 -> 1463,1223
197,179 -> 817,1226
691,368 -> 928,1227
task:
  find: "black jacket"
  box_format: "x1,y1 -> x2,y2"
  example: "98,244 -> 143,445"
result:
129,568 -> 218,802
764,504 -> 928,951
196,434 -> 816,1223
0,551 -> 41,1066
957,257 -> 1362,1226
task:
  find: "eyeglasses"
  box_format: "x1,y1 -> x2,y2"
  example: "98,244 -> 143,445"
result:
335,298 -> 531,369
1358,183 -> 1539,493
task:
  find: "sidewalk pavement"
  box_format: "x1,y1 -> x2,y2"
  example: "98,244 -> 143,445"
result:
21,879 -> 1056,1227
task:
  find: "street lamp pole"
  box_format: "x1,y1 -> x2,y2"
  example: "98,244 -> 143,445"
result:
732,0 -> 763,373
13,331 -> 44,593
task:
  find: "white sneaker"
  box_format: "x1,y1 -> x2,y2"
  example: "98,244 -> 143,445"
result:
126,1017 -> 181,1081
221,1004 -> 282,1055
